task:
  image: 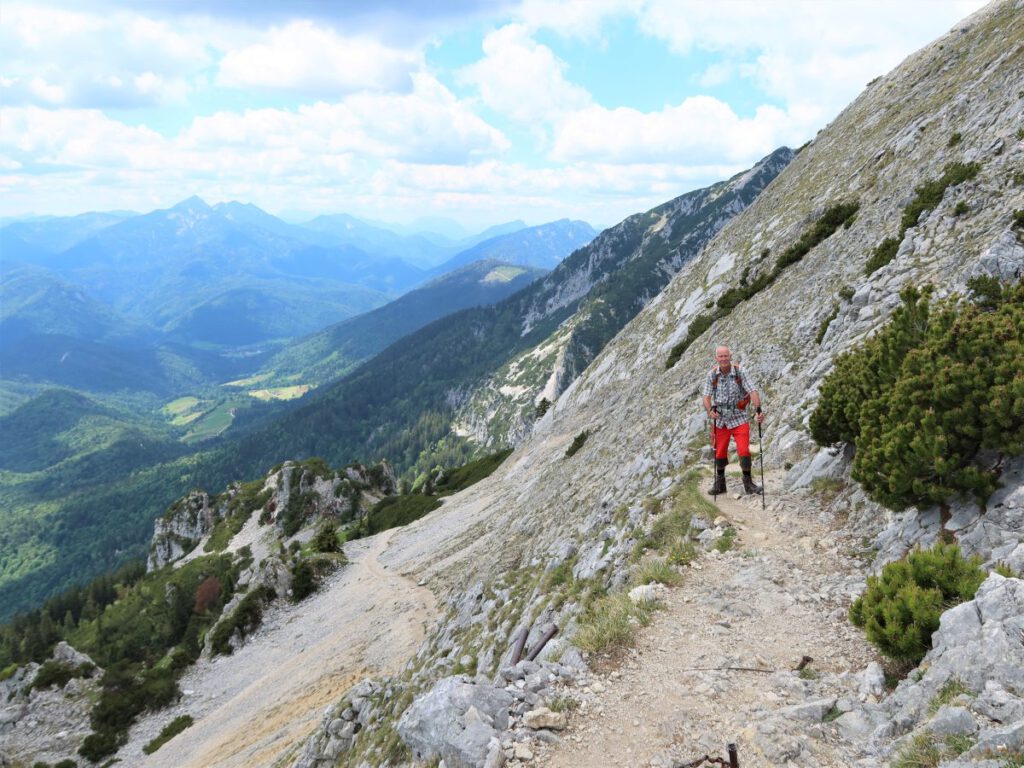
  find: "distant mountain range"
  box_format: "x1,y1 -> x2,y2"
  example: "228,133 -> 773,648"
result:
1,201 -> 592,346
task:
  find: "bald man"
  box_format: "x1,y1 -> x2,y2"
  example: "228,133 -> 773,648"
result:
702,346 -> 764,495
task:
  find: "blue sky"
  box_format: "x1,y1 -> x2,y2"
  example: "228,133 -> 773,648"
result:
0,0 -> 988,230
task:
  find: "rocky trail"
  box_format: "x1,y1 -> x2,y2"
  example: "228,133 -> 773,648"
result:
123,528 -> 437,768
536,471 -> 879,768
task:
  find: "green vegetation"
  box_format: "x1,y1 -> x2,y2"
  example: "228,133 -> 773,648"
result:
1013,209 -> 1024,229
667,201 -> 860,367
928,678 -> 972,714
864,237 -> 901,275
953,201 -> 969,216
0,548 -> 246,762
714,527 -> 736,553
208,585 -> 275,656
29,659 -> 95,691
574,592 -> 656,654
865,163 -> 981,276
312,520 -> 342,553
632,558 -> 682,587
893,732 -> 943,768
811,281 -> 1023,510
815,304 -> 840,344
143,714 -> 194,755
849,543 -> 985,664
432,449 -> 513,496
948,132 -> 962,147
565,431 -> 590,458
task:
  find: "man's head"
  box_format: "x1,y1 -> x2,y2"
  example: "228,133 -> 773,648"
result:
715,346 -> 732,369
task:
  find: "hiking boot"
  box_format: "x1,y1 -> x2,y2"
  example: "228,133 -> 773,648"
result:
742,474 -> 762,495
707,475 -> 726,495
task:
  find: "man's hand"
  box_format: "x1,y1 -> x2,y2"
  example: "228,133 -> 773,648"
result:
755,408 -> 765,424
709,408 -> 719,420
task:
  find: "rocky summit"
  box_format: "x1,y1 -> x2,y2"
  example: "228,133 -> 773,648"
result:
2,2 -> 1023,767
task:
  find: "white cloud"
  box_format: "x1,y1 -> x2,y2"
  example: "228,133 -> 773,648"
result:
1,4 -> 208,108
550,97 -> 803,166
633,0 -> 989,119
216,21 -> 423,95
458,24 -> 592,126
513,0 -> 638,39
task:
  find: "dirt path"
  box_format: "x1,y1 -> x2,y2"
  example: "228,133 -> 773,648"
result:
540,473 -> 876,768
125,528 -> 436,768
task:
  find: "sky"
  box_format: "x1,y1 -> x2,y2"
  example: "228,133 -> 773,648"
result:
0,0 -> 990,231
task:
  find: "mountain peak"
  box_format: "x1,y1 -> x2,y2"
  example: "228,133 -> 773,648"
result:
170,195 -> 211,213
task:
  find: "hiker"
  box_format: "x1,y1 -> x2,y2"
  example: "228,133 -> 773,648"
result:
702,346 -> 764,495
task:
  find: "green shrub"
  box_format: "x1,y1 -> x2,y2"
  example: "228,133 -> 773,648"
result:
433,449 -> 512,496
208,586 -> 274,656
816,304 -> 840,344
565,431 -> 590,458
865,237 -> 900,275
900,162 -> 980,235
30,660 -> 94,691
948,132 -> 962,147
290,559 -> 317,602
1013,209 -> 1024,229
143,714 -> 194,754
838,285 -> 855,302
812,281 -> 1023,510
849,543 -> 985,664
312,520 -> 341,553
953,201 -> 969,216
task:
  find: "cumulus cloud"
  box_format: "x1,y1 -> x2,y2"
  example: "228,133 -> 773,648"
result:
550,96 -> 804,166
216,21 -> 422,95
458,24 -> 592,126
1,3 -> 208,108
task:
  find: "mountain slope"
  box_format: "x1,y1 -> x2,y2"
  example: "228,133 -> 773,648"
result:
0,264 -> 152,345
200,148 -> 790,481
263,260 -> 547,388
454,147 -> 795,447
275,5 -> 1023,765
428,219 -> 597,274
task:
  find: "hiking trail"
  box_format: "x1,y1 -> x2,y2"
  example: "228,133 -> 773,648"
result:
538,471 -> 878,768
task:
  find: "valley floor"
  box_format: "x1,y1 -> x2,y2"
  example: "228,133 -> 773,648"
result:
537,473 -> 879,768
121,529 -> 436,768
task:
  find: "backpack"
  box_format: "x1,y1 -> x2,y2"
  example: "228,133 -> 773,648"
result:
710,364 -> 751,410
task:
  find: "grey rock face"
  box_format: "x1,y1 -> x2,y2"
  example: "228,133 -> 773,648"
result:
148,490 -> 218,570
397,677 -> 513,768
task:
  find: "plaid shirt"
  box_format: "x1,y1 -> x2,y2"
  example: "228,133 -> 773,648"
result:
702,364 -> 759,429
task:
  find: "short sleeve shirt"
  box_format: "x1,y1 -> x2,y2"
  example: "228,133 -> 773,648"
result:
702,364 -> 759,429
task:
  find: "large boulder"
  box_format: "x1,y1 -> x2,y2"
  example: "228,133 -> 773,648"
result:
397,676 -> 513,768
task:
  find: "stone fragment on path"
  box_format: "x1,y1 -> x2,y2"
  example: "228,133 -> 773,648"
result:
524,706 -> 567,730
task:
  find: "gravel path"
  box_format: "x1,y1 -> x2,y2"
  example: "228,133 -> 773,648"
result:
539,475 -> 877,768
121,528 -> 436,768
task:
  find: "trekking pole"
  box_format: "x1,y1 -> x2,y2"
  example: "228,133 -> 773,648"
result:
757,419 -> 766,511
710,417 -> 718,502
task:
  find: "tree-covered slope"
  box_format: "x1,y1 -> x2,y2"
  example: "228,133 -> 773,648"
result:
261,260 -> 547,388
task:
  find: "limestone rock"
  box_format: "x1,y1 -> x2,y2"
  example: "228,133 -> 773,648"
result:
397,677 -> 513,768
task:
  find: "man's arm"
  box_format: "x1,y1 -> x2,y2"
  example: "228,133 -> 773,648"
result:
703,394 -> 715,415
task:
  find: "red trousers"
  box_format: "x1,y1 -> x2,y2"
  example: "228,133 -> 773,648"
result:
712,422 -> 751,459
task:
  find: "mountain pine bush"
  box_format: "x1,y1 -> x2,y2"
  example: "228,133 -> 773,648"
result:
811,280 -> 1023,510
849,542 -> 985,664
